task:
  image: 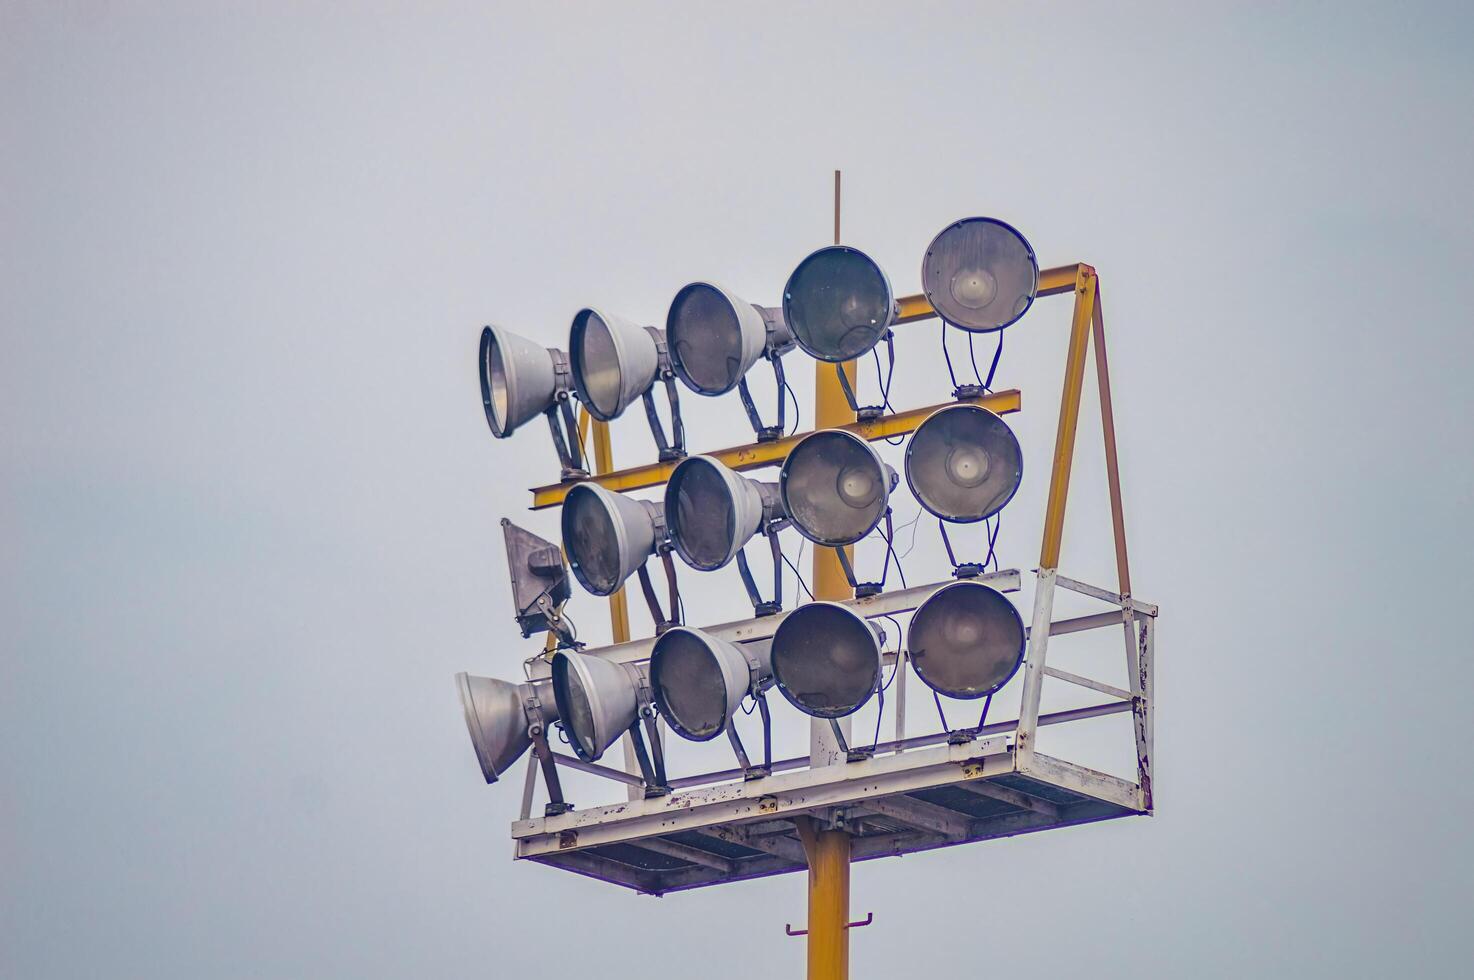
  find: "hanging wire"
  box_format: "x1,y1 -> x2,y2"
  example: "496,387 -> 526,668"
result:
982,514 -> 1001,572
967,330 -> 983,386
940,322 -> 960,388
894,508 -> 926,561
783,374 -> 802,436
782,536 -> 815,602
872,346 -> 905,445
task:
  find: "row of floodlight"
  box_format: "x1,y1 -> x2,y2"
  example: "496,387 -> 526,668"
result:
561,404 -> 1022,621
479,217 -> 1037,475
459,576 -> 1025,795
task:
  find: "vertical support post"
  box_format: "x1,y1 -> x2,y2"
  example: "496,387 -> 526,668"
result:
1015,567 -> 1056,768
590,417 -> 640,800
811,169 -> 857,767
799,169 -> 854,980
797,817 -> 851,980
1135,616 -> 1154,811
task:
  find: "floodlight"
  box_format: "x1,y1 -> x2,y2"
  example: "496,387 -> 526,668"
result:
770,601 -> 884,719
500,519 -> 572,640
782,245 -> 896,363
549,650 -> 670,794
904,405 -> 1023,524
906,581 -> 1025,700
665,455 -> 780,571
456,672 -> 557,783
779,429 -> 896,548
479,325 -> 585,478
549,649 -> 642,762
667,282 -> 794,440
921,218 -> 1038,332
650,627 -> 771,741
569,308 -> 684,459
561,483 -> 662,597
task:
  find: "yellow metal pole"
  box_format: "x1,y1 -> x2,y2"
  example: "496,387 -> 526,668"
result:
797,817 -> 851,980
588,414 -> 639,800
588,418 -> 631,643
801,169 -> 855,980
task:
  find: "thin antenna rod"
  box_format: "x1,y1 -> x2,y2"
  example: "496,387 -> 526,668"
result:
833,170 -> 842,244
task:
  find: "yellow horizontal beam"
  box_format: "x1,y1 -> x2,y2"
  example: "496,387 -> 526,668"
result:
894,263 -> 1082,324
529,388 -> 1022,509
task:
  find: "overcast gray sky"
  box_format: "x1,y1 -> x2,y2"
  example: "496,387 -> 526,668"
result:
4,2 -> 1472,977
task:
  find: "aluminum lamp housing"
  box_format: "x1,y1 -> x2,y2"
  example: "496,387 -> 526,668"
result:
649,627 -> 770,741
568,307 -> 661,422
550,650 -> 640,763
666,282 -> 770,396
456,672 -> 557,784
479,324 -> 567,438
561,483 -> 662,597
665,455 -> 776,571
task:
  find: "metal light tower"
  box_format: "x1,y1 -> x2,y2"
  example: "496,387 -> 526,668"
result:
458,173 -> 1154,980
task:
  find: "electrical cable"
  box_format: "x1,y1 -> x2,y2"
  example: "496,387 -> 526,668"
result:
941,322 -> 960,389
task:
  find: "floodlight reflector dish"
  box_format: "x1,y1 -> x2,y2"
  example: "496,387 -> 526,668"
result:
782,245 -> 895,363
906,581 -> 1025,700
561,483 -> 660,596
921,218 -> 1038,332
779,429 -> 895,547
479,325 -> 565,437
665,455 -> 770,571
456,672 -> 555,783
770,601 -> 883,718
569,308 -> 660,422
905,404 -> 1023,523
666,282 -> 768,396
649,627 -> 765,741
550,650 -> 639,762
